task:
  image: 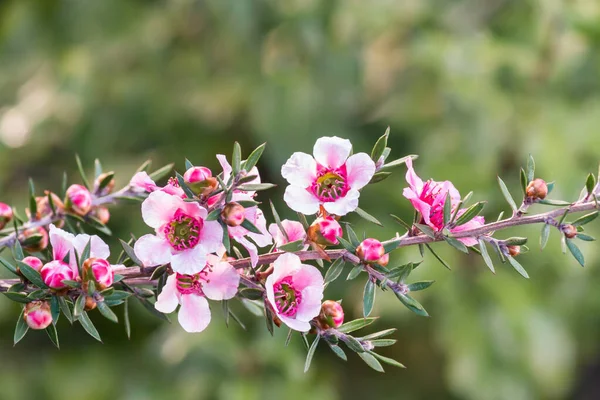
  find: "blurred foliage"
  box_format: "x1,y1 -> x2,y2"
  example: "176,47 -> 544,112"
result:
1,0 -> 600,399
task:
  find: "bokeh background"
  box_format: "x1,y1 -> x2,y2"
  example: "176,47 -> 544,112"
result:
1,0 -> 600,399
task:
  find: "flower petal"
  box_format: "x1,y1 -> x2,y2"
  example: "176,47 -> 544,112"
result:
278,314 -> 311,332
49,224 -> 75,261
72,233 -> 110,260
134,234 -> 173,267
234,236 -> 259,267
178,294 -> 211,333
271,253 -> 302,283
281,152 -> 317,187
404,158 -> 423,193
296,286 -> 324,321
322,189 -> 360,216
171,195 -> 208,221
141,191 -> 179,229
283,186 -> 320,215
216,154 -> 232,182
346,153 -> 376,190
291,263 -> 324,291
154,275 -> 179,313
313,136 -> 352,169
170,247 -> 207,275
403,188 -> 432,226
451,215 -> 485,246
203,261 -> 240,300
129,172 -> 158,193
198,220 -> 224,254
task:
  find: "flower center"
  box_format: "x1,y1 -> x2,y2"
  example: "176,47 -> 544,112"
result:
175,269 -> 210,296
168,177 -> 180,187
273,277 -> 302,317
419,181 -> 449,230
163,209 -> 203,251
311,166 -> 349,202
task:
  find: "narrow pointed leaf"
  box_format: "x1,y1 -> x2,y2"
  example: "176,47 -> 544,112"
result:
444,236 -> 468,253
338,318 -> 378,334
425,244 -> 451,270
358,352 -> 384,372
14,309 -> 29,345
79,312 -> 102,342
520,168 -> 528,196
324,258 -> 345,285
380,155 -> 418,171
371,127 -> 389,162
566,239 -> 585,267
394,292 -> 429,316
304,334 -> 320,373
75,154 -> 91,189
46,324 -> 59,349
148,163 -> 175,182
370,351 -> 405,368
243,143 -> 266,172
355,207 -> 383,226
269,200 -> 289,241
407,280 -> 434,291
454,202 -> 485,226
363,279 -> 376,318
232,142 -> 242,176
327,343 -> 347,361
572,211 -> 598,227
507,256 -> 529,278
443,191 -> 452,226
478,239 -> 495,273
497,177 -> 517,212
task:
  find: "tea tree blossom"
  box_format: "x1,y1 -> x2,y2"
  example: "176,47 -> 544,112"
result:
281,136 -> 376,216
268,220 -> 307,251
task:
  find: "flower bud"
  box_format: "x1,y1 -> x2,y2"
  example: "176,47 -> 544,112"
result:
526,179 -> 548,200
307,216 -> 343,246
562,224 -> 578,239
65,184 -> 92,216
23,301 -> 52,330
378,253 -> 390,267
184,167 -> 218,196
94,172 -> 115,196
507,245 -> 520,257
40,260 -> 75,290
315,300 -> 344,330
356,238 -> 386,263
82,257 -> 114,290
19,227 -> 49,253
92,206 -> 110,225
0,202 -> 13,230
31,192 -> 65,221
84,296 -> 97,311
21,256 -> 44,272
221,202 -> 246,227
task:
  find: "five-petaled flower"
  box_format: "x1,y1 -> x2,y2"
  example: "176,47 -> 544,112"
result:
265,253 -> 324,332
403,158 -> 484,246
134,191 -> 223,275
281,136 -> 376,216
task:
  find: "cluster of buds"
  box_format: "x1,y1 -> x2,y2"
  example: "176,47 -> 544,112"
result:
356,238 -> 389,266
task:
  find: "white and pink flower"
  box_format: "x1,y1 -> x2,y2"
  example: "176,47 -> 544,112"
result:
268,220 -> 307,251
265,253 -> 324,332
134,191 -> 223,274
129,172 -> 186,198
281,137 -> 376,216
155,253 -> 240,333
403,158 -> 484,246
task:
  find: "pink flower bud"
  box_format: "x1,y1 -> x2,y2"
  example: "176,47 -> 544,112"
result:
65,184 -> 92,216
31,192 -> 64,221
40,260 -> 75,290
356,238 -> 385,263
221,202 -> 246,227
82,257 -> 114,290
23,301 -> 52,330
307,216 -> 343,246
21,256 -> 43,272
92,206 -> 110,225
184,166 -> 212,183
316,300 -> 344,330
0,202 -> 13,230
93,172 -> 116,196
19,227 -> 49,253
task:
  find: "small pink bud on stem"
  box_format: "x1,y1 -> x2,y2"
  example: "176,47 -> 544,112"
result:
82,257 -> 114,290
19,227 -> 49,253
184,167 -> 218,196
19,256 -> 44,273
315,300 -> 345,330
307,216 -> 343,246
526,179 -> 548,200
40,260 -> 75,290
23,301 -> 53,330
92,206 -> 110,225
94,172 -> 116,196
65,184 -> 92,216
0,202 -> 13,230
221,202 -> 246,227
356,238 -> 386,264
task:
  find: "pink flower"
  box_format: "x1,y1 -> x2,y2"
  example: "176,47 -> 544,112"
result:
356,238 -> 385,263
281,137 -> 376,216
65,184 -> 92,216
268,220 -> 307,251
129,172 -> 186,198
24,301 -> 53,330
22,256 -> 43,272
40,260 -> 75,289
265,253 -> 324,332
403,158 -> 484,245
134,191 -> 223,275
307,216 -> 343,246
154,255 -> 239,333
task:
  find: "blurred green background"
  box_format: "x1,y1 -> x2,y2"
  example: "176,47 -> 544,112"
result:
1,0 -> 600,399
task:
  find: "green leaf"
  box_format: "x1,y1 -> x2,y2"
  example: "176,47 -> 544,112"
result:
566,239 -> 585,267
137,296 -> 170,322
242,143 -> 266,172
415,223 -> 435,238
148,163 -> 175,182
370,351 -> 405,368
124,299 -> 131,339
79,312 -> 102,342
264,306 -> 274,336
507,256 -> 529,278
220,219 -> 231,253
3,292 -> 31,303
454,202 -> 485,227
205,208 -> 221,221
346,225 -> 360,247
61,171 -> 68,198
361,329 -> 397,340
358,352 -> 384,372
14,308 -> 29,345
269,200 -> 289,242
17,261 -> 48,288
119,239 -> 143,266
407,280 -> 434,291
572,211 -> 598,227
382,238 -> 401,254
526,154 -> 535,182
346,265 -> 363,280
586,173 -> 596,196
50,295 -> 60,324
380,155 -> 418,171
46,324 -> 59,349
94,158 -> 103,178
577,233 -> 595,241
478,239 -> 496,273
338,318 -> 378,334
363,279 -> 376,318
369,172 -> 392,184
341,335 -> 365,353
444,236 -> 468,253
58,296 -> 73,324
238,288 -> 264,300
232,142 -> 242,176
520,168 -> 528,196
327,343 -> 347,361
97,301 -> 118,323
324,258 -> 345,285
394,292 -> 429,316
237,183 -> 276,191
443,192 -> 452,226
97,172 -> 115,192
503,237 -> 528,246
538,199 -> 571,206
176,173 -> 195,199
28,178 -> 37,218
425,244 -> 451,270
13,241 -> 24,261
304,334 -> 320,373
390,214 -> 412,232
386,262 -> 414,281
354,207 -> 383,226
75,154 -> 91,189
369,339 -> 397,347
87,216 -> 112,236
184,158 -> 194,170
240,218 -> 262,235
277,239 -> 305,252
337,236 -> 356,253
73,294 -> 85,318
371,127 -> 389,162
0,257 -> 18,275
497,177 -> 517,212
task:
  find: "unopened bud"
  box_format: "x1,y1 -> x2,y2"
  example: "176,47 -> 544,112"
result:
94,172 -> 115,196
92,206 -> 110,225
315,300 -> 344,330
23,301 -> 52,330
221,202 -> 246,227
526,179 -> 548,200
65,184 -> 92,216
32,192 -> 64,221
40,260 -> 75,290
562,224 -> 578,239
184,167 -> 218,196
21,256 -> 44,272
507,245 -> 520,257
82,257 -> 114,290
307,216 -> 343,246
378,253 -> 390,267
356,238 -> 385,263
0,202 -> 13,230
84,296 -> 97,311
19,227 -> 49,253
